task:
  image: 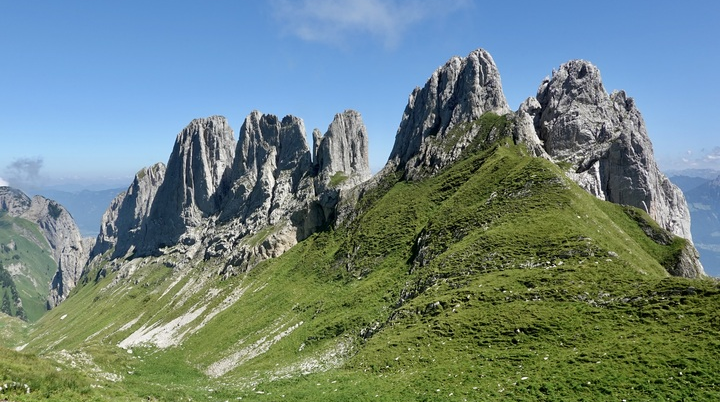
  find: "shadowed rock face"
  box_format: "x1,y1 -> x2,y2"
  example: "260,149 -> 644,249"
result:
386,48 -> 510,179
92,163 -> 166,259
135,116 -> 236,256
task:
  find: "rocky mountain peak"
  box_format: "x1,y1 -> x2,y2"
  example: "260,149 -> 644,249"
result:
386,48 -> 510,179
530,59 -> 695,246
0,187 -> 31,215
221,111 -> 312,224
91,162 -> 166,259
134,116 -> 235,256
313,109 -> 371,189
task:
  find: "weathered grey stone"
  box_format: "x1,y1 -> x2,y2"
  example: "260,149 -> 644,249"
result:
220,111 -> 313,227
513,97 -> 548,158
534,60 -> 694,242
314,110 -> 371,189
386,48 -> 510,179
136,116 -> 236,256
0,187 -> 90,307
91,162 -> 166,259
0,187 -> 31,215
25,197 -> 88,308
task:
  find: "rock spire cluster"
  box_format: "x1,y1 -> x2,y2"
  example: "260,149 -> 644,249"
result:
90,47 -> 702,280
92,110 -> 371,271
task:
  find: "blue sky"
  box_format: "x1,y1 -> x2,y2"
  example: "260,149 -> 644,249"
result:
1,0 -> 719,190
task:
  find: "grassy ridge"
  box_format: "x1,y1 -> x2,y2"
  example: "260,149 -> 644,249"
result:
11,115 -> 720,400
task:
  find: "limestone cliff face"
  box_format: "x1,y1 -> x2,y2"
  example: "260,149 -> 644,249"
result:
91,163 -> 166,259
136,116 -> 236,256
531,60 -> 693,243
0,187 -> 89,307
314,110 -> 371,189
0,187 -> 31,215
89,48 -> 701,279
220,111 -> 312,228
93,110 -> 371,274
386,48 -> 510,179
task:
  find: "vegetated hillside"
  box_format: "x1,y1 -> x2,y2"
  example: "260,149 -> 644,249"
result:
0,212 -> 57,322
16,115 -> 720,401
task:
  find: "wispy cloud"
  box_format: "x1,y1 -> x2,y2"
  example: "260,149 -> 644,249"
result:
660,146 -> 720,173
4,157 -> 44,187
271,0 -> 470,48
0,177 -> 8,187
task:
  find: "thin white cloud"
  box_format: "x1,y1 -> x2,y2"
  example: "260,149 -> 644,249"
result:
271,0 -> 470,48
703,147 -> 720,162
0,177 -> 8,187
660,146 -> 720,173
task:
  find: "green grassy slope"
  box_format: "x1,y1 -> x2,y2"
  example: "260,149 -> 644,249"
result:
14,115 -> 720,400
0,212 -> 57,321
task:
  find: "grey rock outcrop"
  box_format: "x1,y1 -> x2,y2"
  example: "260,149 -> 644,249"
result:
0,187 -> 32,215
136,116 -> 236,256
94,110 -> 372,274
531,60 -> 693,243
385,48 -> 510,179
91,163 -> 166,259
220,111 -> 312,228
23,197 -> 89,307
376,49 -> 701,277
314,110 -> 371,189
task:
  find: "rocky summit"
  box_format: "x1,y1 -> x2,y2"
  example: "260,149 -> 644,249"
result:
386,48 -> 510,179
530,60 -> 693,242
92,109 -> 372,274
86,48 -> 704,279
376,50 -> 702,278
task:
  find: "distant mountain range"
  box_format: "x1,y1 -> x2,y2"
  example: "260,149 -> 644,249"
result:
670,170 -> 720,276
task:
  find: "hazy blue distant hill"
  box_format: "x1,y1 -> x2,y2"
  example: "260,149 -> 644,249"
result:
669,175 -> 711,193
670,172 -> 720,276
35,188 -> 124,237
685,176 -> 720,276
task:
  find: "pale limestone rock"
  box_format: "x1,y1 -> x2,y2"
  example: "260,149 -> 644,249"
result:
314,110 -> 371,189
137,116 -> 236,256
386,48 -> 510,179
534,60 -> 694,242
91,163 -> 166,259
